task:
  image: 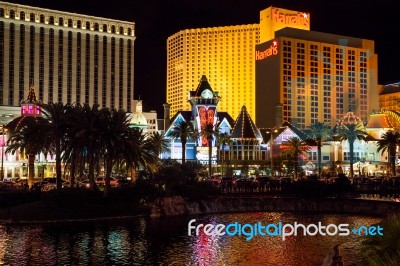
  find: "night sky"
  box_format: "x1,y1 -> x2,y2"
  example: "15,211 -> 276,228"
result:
7,0 -> 400,115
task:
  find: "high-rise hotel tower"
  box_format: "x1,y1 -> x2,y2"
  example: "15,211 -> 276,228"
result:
0,2 -> 135,111
167,6 -> 379,129
167,24 -> 260,120
255,7 -> 379,128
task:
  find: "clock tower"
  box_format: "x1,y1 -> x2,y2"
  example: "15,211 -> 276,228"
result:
189,75 -> 220,147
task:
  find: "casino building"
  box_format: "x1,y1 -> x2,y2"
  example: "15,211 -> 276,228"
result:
167,6 -> 380,129
0,1 -> 135,112
255,7 -> 379,129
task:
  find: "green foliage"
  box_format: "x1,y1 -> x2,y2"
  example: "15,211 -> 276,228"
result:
362,214 -> 400,265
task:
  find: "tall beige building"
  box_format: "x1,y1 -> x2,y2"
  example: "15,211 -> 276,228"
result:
0,1 -> 135,112
167,24 -> 259,119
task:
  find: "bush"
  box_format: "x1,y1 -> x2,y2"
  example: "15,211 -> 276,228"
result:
173,181 -> 220,200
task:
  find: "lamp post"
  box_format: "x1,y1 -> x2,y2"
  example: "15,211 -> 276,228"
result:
266,127 -> 278,177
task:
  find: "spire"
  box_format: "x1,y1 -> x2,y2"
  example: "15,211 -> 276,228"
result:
231,106 -> 262,140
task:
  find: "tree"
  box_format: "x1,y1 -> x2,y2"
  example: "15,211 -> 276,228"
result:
68,103 -> 103,190
200,123 -> 218,177
377,130 -> 400,176
169,120 -> 197,164
40,102 -> 71,189
308,122 -> 332,178
6,118 -> 49,188
336,123 -> 367,179
99,108 -> 133,197
217,132 -> 231,177
281,137 -> 310,180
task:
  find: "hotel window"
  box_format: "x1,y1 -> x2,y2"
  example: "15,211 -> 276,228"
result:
119,38 -> 124,109
111,25 -> 116,33
49,29 -> 54,102
103,24 -> 107,32
85,33 -> 90,104
68,19 -> 73,27
58,30 -> 64,103
102,36 -> 107,107
49,16 -> 54,25
19,11 -> 26,20
76,33 -> 82,104
59,17 -> 64,26
10,10 -> 15,19
0,8 -> 4,17
86,21 -> 90,30
128,28 -> 132,35
40,14 -> 45,23
93,34 -> 99,105
29,26 -> 35,85
67,31 -> 73,104
94,23 -> 99,31
19,25 -> 25,103
30,13 -> 35,22
119,26 -> 124,34
111,37 -> 116,108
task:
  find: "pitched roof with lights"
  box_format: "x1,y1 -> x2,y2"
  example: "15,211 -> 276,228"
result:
20,84 -> 38,104
191,75 -> 214,98
365,113 -> 393,129
231,106 -> 262,140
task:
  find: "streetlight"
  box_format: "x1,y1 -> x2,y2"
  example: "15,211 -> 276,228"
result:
266,127 -> 278,177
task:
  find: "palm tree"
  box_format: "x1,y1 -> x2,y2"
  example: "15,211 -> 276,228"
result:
69,103 -> 102,190
200,123 -> 218,177
308,122 -> 332,178
99,108 -> 133,197
217,132 -> 231,176
281,137 -> 310,179
169,120 -> 197,164
6,119 -> 49,188
148,132 -> 170,157
40,102 -> 71,190
336,123 -> 367,179
127,128 -> 159,180
377,130 -> 400,176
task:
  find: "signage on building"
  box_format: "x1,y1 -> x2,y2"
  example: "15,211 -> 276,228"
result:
196,147 -> 217,164
196,105 -> 216,146
256,40 -> 278,61
272,8 -> 309,28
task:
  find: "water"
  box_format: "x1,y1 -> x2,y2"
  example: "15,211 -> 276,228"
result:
0,213 -> 381,265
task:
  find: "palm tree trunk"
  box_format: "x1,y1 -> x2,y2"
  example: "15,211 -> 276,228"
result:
208,138 -> 212,177
293,157 -> 298,180
55,140 -> 62,190
88,155 -> 96,190
104,159 -> 112,197
349,141 -> 354,179
390,149 -> 396,176
182,140 -> 186,164
28,154 -> 35,189
317,139 -> 322,178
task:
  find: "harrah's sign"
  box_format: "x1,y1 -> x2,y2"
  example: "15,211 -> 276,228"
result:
256,41 -> 278,61
272,8 -> 309,28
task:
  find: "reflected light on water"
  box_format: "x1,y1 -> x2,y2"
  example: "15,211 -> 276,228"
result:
0,213 -> 382,265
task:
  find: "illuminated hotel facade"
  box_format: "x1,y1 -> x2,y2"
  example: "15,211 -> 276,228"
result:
167,24 -> 259,120
167,6 -> 380,129
255,7 -> 379,129
0,1 -> 135,112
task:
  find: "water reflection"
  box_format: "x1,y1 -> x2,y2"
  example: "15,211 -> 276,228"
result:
0,213 -> 381,265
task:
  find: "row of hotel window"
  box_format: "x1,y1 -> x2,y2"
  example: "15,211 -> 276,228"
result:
0,8 -> 132,35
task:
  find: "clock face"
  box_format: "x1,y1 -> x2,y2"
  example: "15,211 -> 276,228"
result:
201,89 -> 213,99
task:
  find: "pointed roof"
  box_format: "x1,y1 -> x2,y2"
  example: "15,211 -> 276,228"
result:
365,113 -> 393,129
20,84 -> 38,104
192,75 -> 214,98
231,106 -> 262,140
